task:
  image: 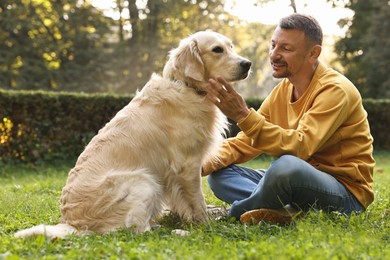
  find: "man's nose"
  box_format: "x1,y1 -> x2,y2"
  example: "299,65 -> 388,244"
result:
269,48 -> 280,59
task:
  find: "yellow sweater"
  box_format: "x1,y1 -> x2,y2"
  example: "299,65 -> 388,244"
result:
204,62 -> 375,209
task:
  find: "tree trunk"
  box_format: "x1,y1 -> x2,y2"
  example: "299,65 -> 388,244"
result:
128,0 -> 139,44
117,0 -> 124,42
290,0 -> 297,13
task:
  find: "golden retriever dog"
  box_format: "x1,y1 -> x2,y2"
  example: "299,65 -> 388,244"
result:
14,31 -> 251,238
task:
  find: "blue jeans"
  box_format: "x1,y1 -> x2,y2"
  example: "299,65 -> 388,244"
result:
207,155 -> 364,219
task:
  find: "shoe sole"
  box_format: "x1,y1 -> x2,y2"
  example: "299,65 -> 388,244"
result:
240,208 -> 301,225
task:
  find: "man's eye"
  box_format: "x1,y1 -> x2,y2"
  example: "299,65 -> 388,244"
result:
212,46 -> 224,53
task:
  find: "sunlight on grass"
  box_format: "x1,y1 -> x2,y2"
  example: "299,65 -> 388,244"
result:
0,151 -> 389,259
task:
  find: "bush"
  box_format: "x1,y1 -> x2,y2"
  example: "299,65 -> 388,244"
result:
363,99 -> 390,149
0,90 -> 131,162
0,90 -> 388,162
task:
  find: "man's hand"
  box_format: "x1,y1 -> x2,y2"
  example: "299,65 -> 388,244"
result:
204,76 -> 250,123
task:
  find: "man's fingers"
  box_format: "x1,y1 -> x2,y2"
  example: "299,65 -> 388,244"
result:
204,80 -> 221,105
204,79 -> 218,95
207,78 -> 229,98
205,79 -> 223,98
216,76 -> 234,93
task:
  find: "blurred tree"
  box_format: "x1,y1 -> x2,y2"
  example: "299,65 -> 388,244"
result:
0,0 -> 274,96
102,0 -> 274,95
116,0 -> 125,42
334,0 -> 390,98
107,0 -> 230,92
0,0 -> 113,92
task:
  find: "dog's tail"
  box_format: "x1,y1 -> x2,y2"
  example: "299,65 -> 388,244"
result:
14,223 -> 78,239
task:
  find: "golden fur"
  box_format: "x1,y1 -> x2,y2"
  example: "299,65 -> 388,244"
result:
14,31 -> 251,238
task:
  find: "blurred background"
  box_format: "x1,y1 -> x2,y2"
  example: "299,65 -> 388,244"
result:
0,0 -> 389,99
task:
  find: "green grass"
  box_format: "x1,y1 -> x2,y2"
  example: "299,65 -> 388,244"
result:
1,152 -> 389,259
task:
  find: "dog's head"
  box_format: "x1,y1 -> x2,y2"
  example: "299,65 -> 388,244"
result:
163,31 -> 251,88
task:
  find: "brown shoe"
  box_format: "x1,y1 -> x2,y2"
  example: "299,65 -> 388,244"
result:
240,207 -> 302,225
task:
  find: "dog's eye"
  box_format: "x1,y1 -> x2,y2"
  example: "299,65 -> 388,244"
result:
212,46 -> 224,53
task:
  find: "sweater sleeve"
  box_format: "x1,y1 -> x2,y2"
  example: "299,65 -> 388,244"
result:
201,95 -> 276,176
237,85 -> 351,159
201,130 -> 263,176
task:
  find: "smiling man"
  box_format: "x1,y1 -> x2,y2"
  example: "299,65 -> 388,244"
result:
202,13 -> 375,225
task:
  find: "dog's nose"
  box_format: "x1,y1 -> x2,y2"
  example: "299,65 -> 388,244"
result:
240,60 -> 252,71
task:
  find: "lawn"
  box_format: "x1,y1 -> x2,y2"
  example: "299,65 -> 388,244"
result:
0,151 -> 389,259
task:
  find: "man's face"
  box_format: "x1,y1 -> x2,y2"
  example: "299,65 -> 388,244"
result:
269,27 -> 311,79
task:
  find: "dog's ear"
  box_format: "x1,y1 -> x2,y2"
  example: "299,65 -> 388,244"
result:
173,39 -> 205,82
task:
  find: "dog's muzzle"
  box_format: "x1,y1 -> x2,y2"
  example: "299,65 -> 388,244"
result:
239,60 -> 252,79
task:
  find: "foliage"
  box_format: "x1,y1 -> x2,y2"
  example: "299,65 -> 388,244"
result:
1,0 -> 389,99
334,0 -> 390,98
1,90 -> 390,163
0,152 -> 389,259
363,99 -> 390,150
95,0 -> 275,95
0,0 -> 274,96
0,0 -> 114,92
0,90 -> 131,162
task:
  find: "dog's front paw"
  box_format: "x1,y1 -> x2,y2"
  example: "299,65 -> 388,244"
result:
184,207 -> 208,224
194,211 -> 209,224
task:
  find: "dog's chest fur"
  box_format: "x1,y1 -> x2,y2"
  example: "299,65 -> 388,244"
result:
130,74 -> 228,169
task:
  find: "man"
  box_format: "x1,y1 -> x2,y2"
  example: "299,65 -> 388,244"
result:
202,13 -> 375,225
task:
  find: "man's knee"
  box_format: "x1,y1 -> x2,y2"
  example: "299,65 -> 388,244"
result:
207,168 -> 226,191
207,173 -> 217,191
266,155 -> 302,183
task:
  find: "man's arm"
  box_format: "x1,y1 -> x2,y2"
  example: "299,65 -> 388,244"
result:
201,131 -> 263,176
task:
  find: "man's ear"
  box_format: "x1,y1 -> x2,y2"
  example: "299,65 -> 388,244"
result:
310,45 -> 322,61
173,39 -> 205,82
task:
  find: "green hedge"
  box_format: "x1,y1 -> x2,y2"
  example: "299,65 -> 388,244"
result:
0,90 -> 389,162
363,99 -> 390,150
0,90 -> 132,162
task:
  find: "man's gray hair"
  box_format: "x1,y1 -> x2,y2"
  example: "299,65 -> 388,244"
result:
279,13 -> 323,46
